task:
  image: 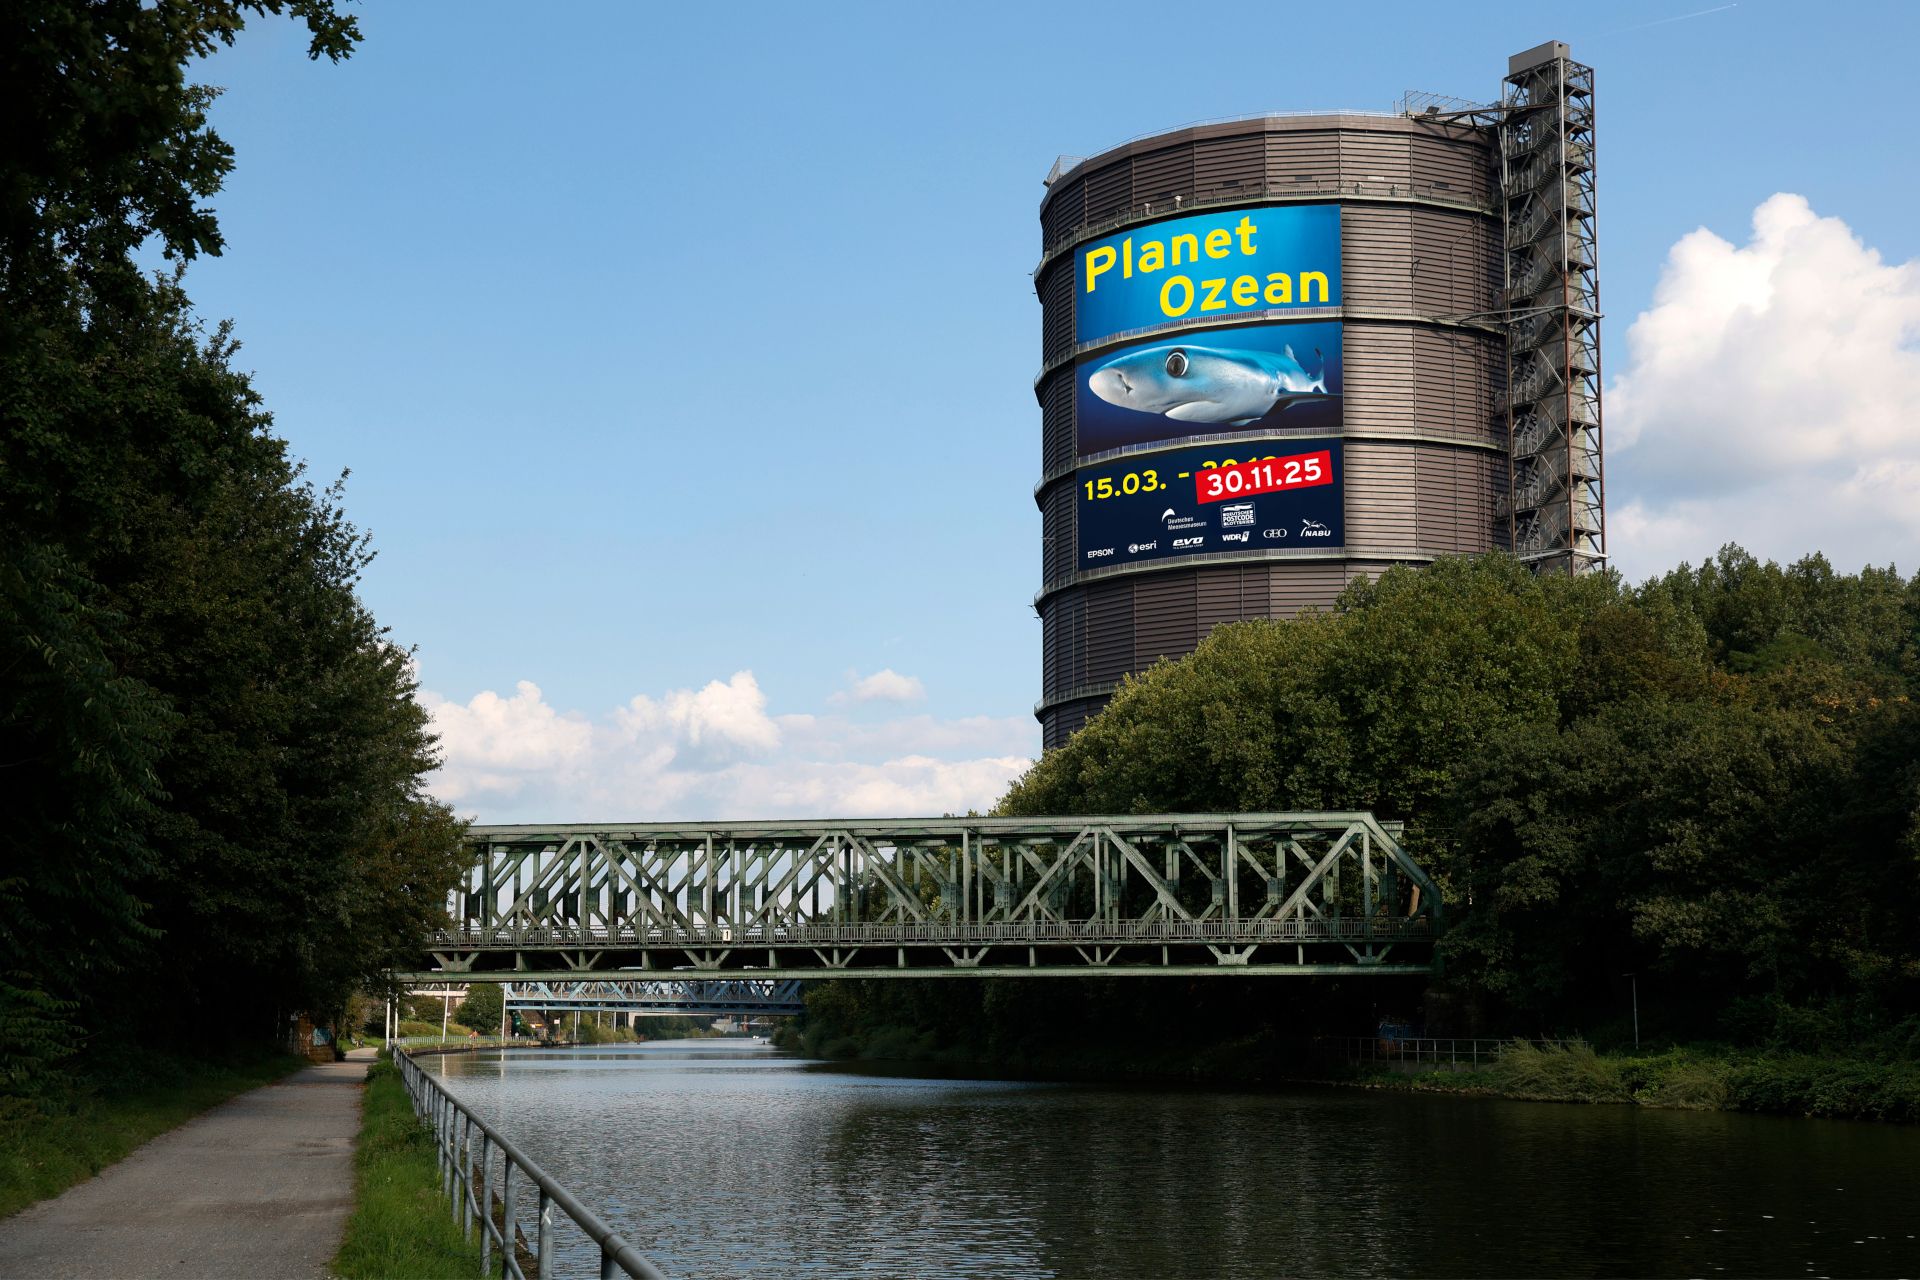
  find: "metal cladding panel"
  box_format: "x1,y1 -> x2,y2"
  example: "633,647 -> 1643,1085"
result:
1268,562 -> 1356,615
1344,441 -> 1421,548
1042,697 -> 1102,751
1413,327 -> 1504,445
1042,590 -> 1086,697
1342,324 -> 1416,433
1265,132 -> 1342,183
1338,129 -> 1414,185
1041,482 -> 1076,584
1412,207 -> 1502,315
1194,134 -> 1268,200
1040,268 -> 1075,366
1040,371 -> 1075,479
1133,573 -> 1200,665
1042,176 -> 1086,247
1430,446 -> 1509,553
1408,130 -> 1496,200
1084,160 -> 1133,225
1196,565 -> 1248,629
1085,580 -> 1136,684
1130,145 -> 1196,205
1341,204 -> 1415,310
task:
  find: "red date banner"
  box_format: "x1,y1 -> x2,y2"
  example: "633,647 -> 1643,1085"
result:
1195,449 -> 1333,504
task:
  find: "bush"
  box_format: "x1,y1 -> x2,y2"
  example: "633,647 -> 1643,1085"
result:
1484,1041 -> 1628,1102
1725,1055 -> 1920,1123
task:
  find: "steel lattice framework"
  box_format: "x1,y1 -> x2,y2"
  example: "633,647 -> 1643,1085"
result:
403,813 -> 1441,981
504,979 -> 804,1017
1498,41 -> 1605,572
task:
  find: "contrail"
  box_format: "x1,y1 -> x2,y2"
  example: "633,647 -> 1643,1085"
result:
1603,3 -> 1738,35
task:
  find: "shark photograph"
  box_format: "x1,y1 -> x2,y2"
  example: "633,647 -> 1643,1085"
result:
1074,319 -> 1343,454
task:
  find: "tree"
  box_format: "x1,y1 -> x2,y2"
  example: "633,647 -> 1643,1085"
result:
1,1 -> 473,1083
456,984 -> 504,1034
995,551 -> 1920,1043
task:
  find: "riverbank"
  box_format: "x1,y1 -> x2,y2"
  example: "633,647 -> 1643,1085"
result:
780,1024 -> 1920,1122
1350,1040 -> 1920,1122
0,1046 -> 307,1218
332,1055 -> 484,1279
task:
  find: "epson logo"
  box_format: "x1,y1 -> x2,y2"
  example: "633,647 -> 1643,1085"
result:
1173,536 -> 1205,549
1221,531 -> 1250,543
1086,547 -> 1115,559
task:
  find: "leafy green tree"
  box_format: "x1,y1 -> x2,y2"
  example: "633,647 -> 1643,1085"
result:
1,1 -> 472,1085
991,550 -> 1920,1045
456,984 -> 504,1034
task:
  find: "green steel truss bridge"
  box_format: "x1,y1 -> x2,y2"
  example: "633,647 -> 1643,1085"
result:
408,812 -> 1440,982
505,979 -> 805,1017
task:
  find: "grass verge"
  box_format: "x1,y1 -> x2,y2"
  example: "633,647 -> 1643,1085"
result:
0,1046 -> 305,1219
332,1056 -> 485,1279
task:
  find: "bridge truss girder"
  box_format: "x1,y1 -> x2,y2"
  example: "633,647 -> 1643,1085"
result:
406,813 -> 1441,981
504,979 -> 804,1018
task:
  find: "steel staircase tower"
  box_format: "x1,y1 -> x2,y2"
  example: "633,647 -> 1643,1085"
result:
1497,41 -> 1605,573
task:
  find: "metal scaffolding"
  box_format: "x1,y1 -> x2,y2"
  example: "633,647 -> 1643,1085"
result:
1497,40 -> 1605,572
405,813 -> 1441,981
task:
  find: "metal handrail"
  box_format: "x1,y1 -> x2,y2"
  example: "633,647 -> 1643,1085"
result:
1321,1035 -> 1587,1068
431,915 -> 1433,950
394,1048 -> 669,1280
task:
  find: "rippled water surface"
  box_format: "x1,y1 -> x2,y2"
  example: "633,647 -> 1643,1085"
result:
428,1041 -> 1920,1279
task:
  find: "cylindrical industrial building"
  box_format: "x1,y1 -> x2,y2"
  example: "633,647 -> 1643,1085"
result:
1034,113 -> 1510,747
1035,42 -> 1604,748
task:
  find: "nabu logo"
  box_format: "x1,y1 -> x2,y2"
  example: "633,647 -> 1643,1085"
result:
1300,518 -> 1332,538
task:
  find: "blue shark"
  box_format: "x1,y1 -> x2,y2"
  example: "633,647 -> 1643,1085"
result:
1087,342 -> 1329,425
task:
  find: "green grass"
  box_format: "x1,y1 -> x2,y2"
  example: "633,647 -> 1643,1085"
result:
331,1057 -> 486,1279
0,1046 -> 305,1219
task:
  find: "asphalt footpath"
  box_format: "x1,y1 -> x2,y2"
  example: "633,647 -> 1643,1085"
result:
0,1047 -> 378,1279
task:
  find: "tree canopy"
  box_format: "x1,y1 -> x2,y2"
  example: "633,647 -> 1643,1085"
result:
2,0 -> 462,1087
1001,550 -> 1920,1044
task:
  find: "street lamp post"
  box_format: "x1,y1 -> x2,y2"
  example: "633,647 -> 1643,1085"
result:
1622,973 -> 1640,1050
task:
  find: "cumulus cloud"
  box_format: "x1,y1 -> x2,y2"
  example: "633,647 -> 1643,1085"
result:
1606,193 -> 1920,579
833,668 -> 926,704
417,681 -> 591,803
616,671 -> 780,763
422,672 -> 1034,822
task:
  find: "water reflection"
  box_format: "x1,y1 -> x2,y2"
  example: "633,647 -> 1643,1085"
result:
430,1042 -> 1920,1279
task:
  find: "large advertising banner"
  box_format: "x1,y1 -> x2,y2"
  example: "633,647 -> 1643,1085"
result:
1074,204 -> 1341,347
1075,318 -> 1343,455
1076,439 -> 1344,571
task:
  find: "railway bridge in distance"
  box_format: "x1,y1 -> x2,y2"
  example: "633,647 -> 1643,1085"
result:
402,812 -> 1441,983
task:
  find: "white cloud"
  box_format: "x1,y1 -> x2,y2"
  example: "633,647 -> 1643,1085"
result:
417,681 -> 592,802
834,668 -> 926,704
422,672 -> 1034,822
616,671 -> 780,764
1606,193 -> 1920,580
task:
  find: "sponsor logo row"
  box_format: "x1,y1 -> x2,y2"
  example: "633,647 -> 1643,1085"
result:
1089,517 -> 1333,561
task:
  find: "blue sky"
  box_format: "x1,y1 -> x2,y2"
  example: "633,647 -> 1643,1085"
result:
182,1 -> 1920,819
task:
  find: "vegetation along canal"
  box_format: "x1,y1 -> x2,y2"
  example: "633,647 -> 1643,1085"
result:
426,1040 -> 1920,1278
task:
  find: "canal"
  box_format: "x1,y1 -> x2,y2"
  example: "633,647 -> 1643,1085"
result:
426,1040 -> 1919,1279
